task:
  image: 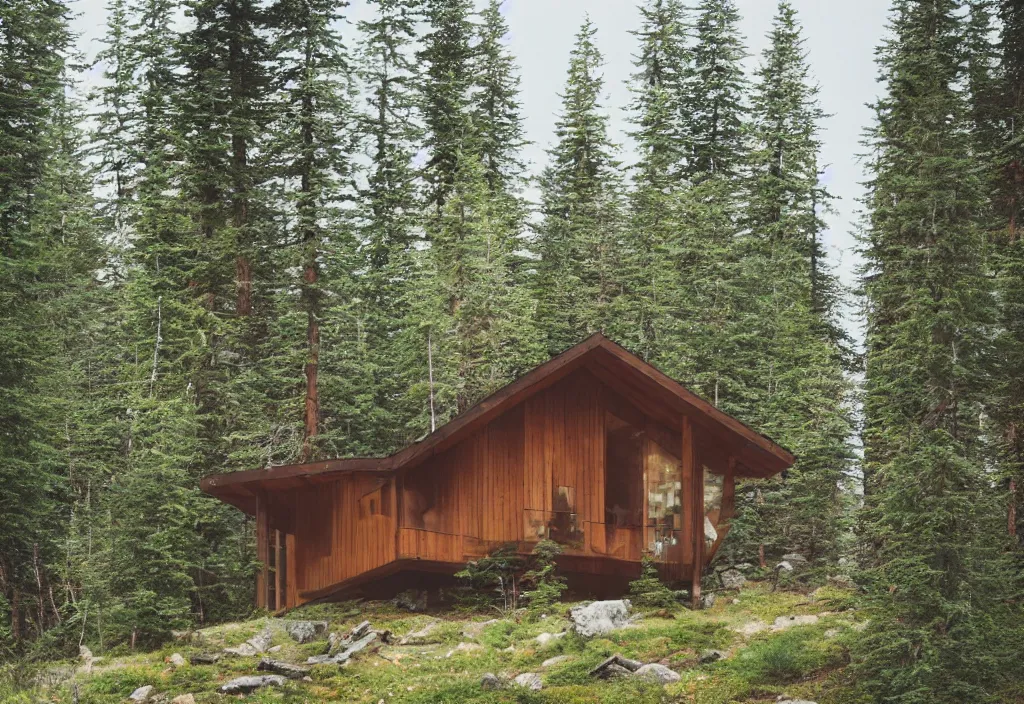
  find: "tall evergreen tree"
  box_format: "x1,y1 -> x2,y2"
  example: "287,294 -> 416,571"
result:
857,0 -> 1021,699
534,17 -> 625,354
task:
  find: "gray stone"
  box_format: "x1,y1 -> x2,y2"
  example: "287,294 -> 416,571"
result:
775,561 -> 794,573
634,663 -> 681,684
189,653 -> 221,665
719,568 -> 746,590
445,642 -> 484,657
170,696 -> 195,704
699,592 -> 717,610
772,614 -> 819,631
733,563 -> 755,572
219,675 -> 286,694
224,626 -> 273,656
168,653 -> 185,667
782,553 -> 808,565
257,658 -> 311,679
569,600 -> 633,638
534,631 -> 565,647
307,630 -> 380,665
541,655 -> 572,668
461,619 -> 500,640
393,589 -> 428,612
514,673 -> 542,691
590,654 -> 643,678
400,621 -> 440,645
282,620 -> 328,644
129,685 -> 154,702
733,620 -> 769,637
480,673 -> 504,690
699,649 -> 725,664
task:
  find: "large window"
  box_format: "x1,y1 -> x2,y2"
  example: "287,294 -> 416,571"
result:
645,439 -> 682,558
604,413 -> 644,528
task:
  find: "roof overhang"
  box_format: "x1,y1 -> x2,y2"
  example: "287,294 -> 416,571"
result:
201,334 -> 795,514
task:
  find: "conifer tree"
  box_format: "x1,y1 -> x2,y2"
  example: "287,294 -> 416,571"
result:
419,0 -> 476,214
857,0 -> 1021,698
534,17 -> 625,354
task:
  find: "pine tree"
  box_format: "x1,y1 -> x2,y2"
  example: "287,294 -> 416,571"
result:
857,0 -> 1022,699
534,17 -> 625,354
686,0 -> 748,180
617,0 -> 691,360
419,0 -> 476,214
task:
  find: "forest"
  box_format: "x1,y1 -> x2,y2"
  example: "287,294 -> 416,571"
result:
1,0 -> 1024,700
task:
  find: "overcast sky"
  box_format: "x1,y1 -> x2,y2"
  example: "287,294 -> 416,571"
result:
69,0 -> 892,340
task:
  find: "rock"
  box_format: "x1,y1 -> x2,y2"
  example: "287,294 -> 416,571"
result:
541,655 -> 572,668
282,620 -> 328,644
189,653 -> 221,665
400,621 -> 440,645
704,516 -> 718,543
719,568 -> 746,590
258,658 -> 311,679
267,645 -> 282,653
170,696 -> 196,704
699,593 -> 716,610
129,685 -> 155,702
307,629 -> 381,665
534,632 -> 565,647
480,673 -> 504,690
219,675 -> 286,694
224,626 -> 273,656
733,620 -> 769,637
634,663 -> 681,684
775,561 -> 794,573
446,642 -> 484,657
733,562 -> 755,572
772,614 -> 819,631
393,589 -> 428,612
569,600 -> 633,638
590,654 -> 643,679
168,653 -> 185,667
782,553 -> 808,565
461,619 -> 500,640
699,649 -> 725,664
513,673 -> 542,691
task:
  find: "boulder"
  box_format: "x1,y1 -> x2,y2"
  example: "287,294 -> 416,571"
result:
189,653 -> 221,665
307,629 -> 381,665
541,655 -> 572,668
400,621 -> 440,645
461,619 -> 500,640
534,632 -> 565,647
634,663 -> 681,684
168,653 -> 185,667
782,553 -> 808,566
513,673 -> 543,691
282,620 -> 328,644
224,626 -> 273,656
393,589 -> 428,612
772,614 -> 819,631
699,649 -> 725,664
699,593 -> 717,610
446,642 -> 484,657
775,561 -> 794,573
170,696 -> 196,704
129,685 -> 155,702
589,654 -> 643,679
719,568 -> 746,590
219,675 -> 286,694
480,673 -> 504,690
733,620 -> 768,637
569,600 -> 633,638
257,658 -> 311,679
733,562 -> 755,572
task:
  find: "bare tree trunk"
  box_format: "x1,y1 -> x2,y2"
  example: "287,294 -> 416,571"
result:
1010,478 -> 1017,538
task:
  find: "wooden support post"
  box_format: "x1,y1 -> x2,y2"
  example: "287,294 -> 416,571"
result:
255,491 -> 270,609
274,530 -> 283,611
286,533 -> 297,609
691,424 -> 704,609
680,417 -> 695,569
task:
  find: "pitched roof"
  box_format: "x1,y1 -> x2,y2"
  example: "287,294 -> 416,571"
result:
201,334 -> 795,513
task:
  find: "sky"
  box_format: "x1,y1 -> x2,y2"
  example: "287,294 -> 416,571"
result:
69,0 -> 893,340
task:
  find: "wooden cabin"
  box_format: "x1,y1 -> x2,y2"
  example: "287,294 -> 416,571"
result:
201,334 -> 794,610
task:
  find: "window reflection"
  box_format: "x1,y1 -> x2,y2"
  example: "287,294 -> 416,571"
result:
646,439 -> 681,559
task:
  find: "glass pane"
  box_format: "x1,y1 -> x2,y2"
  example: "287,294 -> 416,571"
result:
646,440 -> 682,559
605,413 -> 644,527
703,468 -> 724,548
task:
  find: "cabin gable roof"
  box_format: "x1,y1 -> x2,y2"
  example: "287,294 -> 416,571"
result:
202,334 -> 795,514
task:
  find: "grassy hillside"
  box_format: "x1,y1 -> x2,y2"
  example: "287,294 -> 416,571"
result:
1,583 -> 868,704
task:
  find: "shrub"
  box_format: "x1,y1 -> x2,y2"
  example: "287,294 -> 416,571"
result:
628,554 -> 678,609
521,540 -> 566,618
454,543 -> 526,612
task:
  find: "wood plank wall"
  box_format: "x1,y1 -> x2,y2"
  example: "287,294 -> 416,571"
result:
289,475 -> 396,596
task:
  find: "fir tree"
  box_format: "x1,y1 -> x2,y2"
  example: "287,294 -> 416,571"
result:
857,0 -> 1022,699
534,17 -> 625,354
